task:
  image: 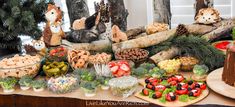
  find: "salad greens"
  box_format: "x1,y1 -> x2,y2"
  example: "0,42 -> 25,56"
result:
73,69 -> 96,81
179,95 -> 189,102
160,80 -> 169,86
149,67 -> 166,78
80,81 -> 98,90
132,67 -> 148,78
131,63 -> 166,78
0,77 -> 17,90
159,87 -> 176,103
139,63 -> 156,71
96,76 -> 110,86
193,65 -> 209,76
19,75 -> 33,87
31,80 -> 47,89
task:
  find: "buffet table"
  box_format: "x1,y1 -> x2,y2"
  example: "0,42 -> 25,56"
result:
0,71 -> 235,107
0,51 -> 235,107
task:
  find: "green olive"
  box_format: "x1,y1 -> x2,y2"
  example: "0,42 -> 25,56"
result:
47,68 -> 60,73
43,65 -> 48,71
61,65 -> 68,71
57,63 -> 65,68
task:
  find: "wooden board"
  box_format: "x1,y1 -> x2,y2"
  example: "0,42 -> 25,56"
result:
135,89 -> 209,107
207,68 -> 235,99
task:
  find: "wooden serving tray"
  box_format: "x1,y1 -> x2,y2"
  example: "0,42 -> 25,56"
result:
207,68 -> 235,99
135,89 -> 209,107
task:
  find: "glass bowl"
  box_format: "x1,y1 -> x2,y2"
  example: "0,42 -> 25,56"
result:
43,61 -> 69,77
0,54 -> 42,78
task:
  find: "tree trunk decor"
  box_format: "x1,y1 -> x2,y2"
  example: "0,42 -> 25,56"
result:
153,0 -> 172,26
66,0 -> 90,25
108,0 -> 128,31
112,18 -> 235,52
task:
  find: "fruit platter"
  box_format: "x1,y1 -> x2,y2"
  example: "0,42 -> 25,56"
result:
135,75 -> 209,106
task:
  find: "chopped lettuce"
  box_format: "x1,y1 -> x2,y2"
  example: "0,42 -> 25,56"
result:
179,95 -> 189,102
193,65 -> 208,76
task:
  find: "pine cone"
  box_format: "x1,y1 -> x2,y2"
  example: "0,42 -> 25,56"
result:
24,45 -> 37,54
176,24 -> 189,36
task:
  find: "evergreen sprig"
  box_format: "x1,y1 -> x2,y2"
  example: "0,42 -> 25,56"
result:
172,35 -> 225,71
147,35 -> 225,71
0,0 -> 53,51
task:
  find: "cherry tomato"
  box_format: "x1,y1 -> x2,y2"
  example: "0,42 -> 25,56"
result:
146,83 -> 153,89
200,84 -> 207,90
176,88 -> 188,95
155,91 -> 162,98
154,85 -> 166,91
171,77 -> 178,81
166,92 -> 177,101
170,81 -> 177,86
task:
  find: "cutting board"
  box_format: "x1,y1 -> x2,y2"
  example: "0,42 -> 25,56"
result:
135,88 -> 209,107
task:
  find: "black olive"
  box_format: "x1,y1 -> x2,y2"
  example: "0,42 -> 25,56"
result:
152,86 -> 155,90
145,79 -> 150,84
152,94 -> 157,99
170,95 -> 176,101
189,92 -> 194,96
161,76 -> 168,80
176,86 -> 182,90
177,84 -> 182,87
188,80 -> 193,85
188,87 -> 192,91
166,85 -> 171,88
195,84 -> 200,88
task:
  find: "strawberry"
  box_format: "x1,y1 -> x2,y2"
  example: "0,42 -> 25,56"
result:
116,70 -> 125,77
124,71 -> 131,76
142,89 -> 149,96
120,63 -> 130,71
117,60 -> 129,66
59,53 -> 65,57
110,66 -> 119,72
108,62 -> 117,68
50,49 -> 57,55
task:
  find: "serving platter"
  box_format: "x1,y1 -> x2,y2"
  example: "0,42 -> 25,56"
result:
135,89 -> 209,107
207,68 -> 235,99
